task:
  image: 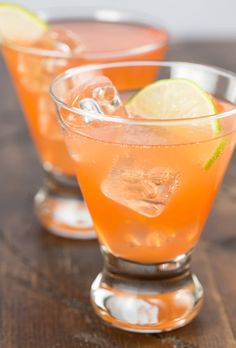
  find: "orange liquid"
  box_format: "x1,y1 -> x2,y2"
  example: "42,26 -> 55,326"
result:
2,21 -> 167,176
67,102 -> 236,264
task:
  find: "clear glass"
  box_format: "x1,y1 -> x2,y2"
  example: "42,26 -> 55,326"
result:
51,61 -> 236,332
1,7 -> 168,239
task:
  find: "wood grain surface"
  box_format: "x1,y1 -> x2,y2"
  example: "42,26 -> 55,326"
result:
0,41 -> 236,348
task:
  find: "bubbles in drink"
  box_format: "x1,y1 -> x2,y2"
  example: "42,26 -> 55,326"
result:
17,53 -> 45,92
17,28 -> 85,92
102,158 -> 178,218
38,94 -> 61,140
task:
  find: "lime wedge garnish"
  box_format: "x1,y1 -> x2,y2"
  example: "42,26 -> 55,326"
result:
127,78 -> 226,170
0,3 -> 48,44
127,78 -> 217,118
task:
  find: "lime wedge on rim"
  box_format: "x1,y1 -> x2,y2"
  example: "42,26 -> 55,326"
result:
127,78 -> 217,119
0,3 -> 48,44
127,78 -> 226,170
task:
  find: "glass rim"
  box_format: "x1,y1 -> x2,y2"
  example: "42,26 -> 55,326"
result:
2,7 -> 167,59
50,60 -> 236,128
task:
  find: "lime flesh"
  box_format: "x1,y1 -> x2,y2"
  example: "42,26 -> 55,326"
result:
0,3 -> 48,44
127,78 -> 217,118
127,78 -> 226,170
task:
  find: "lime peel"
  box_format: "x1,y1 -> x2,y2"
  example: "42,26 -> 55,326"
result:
204,137 -> 227,171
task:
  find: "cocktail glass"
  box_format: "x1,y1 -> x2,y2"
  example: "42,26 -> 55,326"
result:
52,61 -> 236,332
1,7 -> 168,238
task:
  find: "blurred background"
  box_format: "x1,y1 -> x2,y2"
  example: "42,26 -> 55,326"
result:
3,0 -> 236,41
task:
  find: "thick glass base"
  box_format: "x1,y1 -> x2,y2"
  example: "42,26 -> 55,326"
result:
91,250 -> 203,332
34,167 -> 96,239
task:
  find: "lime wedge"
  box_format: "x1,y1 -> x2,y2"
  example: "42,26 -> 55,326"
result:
127,78 -> 226,170
0,3 -> 48,44
127,78 -> 217,118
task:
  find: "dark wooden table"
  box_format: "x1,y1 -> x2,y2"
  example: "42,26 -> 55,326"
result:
0,41 -> 236,348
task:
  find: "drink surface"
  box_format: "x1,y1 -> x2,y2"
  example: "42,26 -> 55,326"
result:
3,20 -> 167,176
51,20 -> 167,55
66,99 -> 236,263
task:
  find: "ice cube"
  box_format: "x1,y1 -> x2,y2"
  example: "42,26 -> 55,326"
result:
17,28 -> 84,92
71,76 -> 129,117
106,297 -> 158,325
36,28 -> 85,76
79,98 -> 103,114
34,28 -> 84,55
145,230 -> 177,247
126,229 -> 177,248
102,159 -> 178,218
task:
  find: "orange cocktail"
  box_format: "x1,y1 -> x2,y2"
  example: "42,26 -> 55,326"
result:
51,61 -> 236,332
2,7 -> 167,238
71,101 -> 234,264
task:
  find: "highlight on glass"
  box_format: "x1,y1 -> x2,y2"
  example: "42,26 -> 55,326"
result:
1,4 -> 168,239
50,61 -> 236,332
